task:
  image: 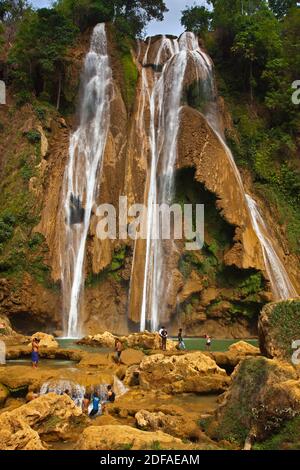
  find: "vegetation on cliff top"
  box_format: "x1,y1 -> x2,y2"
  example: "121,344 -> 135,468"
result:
1,0 -> 168,112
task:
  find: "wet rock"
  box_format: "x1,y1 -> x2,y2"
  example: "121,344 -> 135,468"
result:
76,424 -> 183,450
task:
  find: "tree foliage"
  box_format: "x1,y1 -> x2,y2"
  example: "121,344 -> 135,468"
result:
181,5 -> 212,36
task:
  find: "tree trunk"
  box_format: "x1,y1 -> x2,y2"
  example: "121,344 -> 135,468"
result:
250,61 -> 253,102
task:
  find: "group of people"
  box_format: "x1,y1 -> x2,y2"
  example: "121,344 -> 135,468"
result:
158,327 -> 212,351
82,385 -> 116,417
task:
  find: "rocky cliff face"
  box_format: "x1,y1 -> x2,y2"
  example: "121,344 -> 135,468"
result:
0,27 -> 298,336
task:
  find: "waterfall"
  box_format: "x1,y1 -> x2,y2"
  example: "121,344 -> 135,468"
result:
245,195 -> 297,299
139,35 -> 188,332
40,380 -> 86,408
60,24 -> 112,338
138,32 -> 297,331
182,34 -> 297,300
0,340 -> 5,365
113,376 -> 128,397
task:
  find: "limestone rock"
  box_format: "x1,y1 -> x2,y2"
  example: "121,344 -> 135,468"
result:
120,348 -> 145,366
78,331 -> 116,348
135,409 -> 206,442
75,424 -> 183,450
121,332 -> 177,352
208,357 -> 300,445
259,300 -> 300,360
0,393 -> 82,449
30,332 -> 58,349
138,352 -> 229,394
228,341 -> 260,356
0,383 -> 9,406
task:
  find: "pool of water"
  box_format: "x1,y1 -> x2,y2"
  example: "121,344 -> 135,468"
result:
179,338 -> 258,352
57,338 -> 112,353
5,359 -> 78,368
57,337 -> 258,353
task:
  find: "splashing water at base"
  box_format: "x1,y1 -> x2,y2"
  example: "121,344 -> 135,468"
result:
0,340 -> 5,365
113,376 -> 128,397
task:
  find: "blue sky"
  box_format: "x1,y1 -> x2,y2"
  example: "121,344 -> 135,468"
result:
30,0 -> 207,37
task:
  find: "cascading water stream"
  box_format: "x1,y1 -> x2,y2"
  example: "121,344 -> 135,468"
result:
186,40 -> 297,300
139,36 -> 189,331
139,32 -> 297,331
60,24 -> 112,338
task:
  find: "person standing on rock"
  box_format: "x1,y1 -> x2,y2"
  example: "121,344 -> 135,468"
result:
31,337 -> 40,368
115,339 -> 122,364
82,393 -> 91,414
177,328 -> 186,350
205,334 -> 212,351
160,326 -> 168,351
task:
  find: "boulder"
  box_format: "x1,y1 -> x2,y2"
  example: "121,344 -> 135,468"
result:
135,409 -> 208,442
120,348 -> 145,366
30,332 -> 58,349
137,352 -> 229,394
259,300 -> 300,360
207,356 -> 300,446
0,383 -> 9,406
0,393 -> 82,449
227,341 -> 260,356
75,424 -> 183,450
121,332 -> 177,352
78,331 -> 116,348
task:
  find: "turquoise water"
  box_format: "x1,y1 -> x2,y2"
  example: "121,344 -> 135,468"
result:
179,338 -> 258,352
57,337 -> 258,353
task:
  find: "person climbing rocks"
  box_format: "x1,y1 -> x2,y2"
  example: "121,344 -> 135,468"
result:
205,334 -> 212,351
160,326 -> 168,351
102,385 -> 116,414
89,392 -> 100,417
82,393 -> 91,414
115,338 -> 123,364
177,328 -> 186,350
31,337 -> 40,368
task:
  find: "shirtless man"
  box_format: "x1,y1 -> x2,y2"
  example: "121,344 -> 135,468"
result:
115,339 -> 122,365
31,337 -> 40,368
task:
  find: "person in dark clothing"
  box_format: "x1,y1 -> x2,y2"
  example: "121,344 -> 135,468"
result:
160,326 -> 168,351
107,385 -> 116,403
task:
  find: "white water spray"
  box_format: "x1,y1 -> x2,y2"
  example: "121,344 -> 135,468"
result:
60,24 -> 112,338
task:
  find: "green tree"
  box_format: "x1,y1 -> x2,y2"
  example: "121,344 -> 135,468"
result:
55,0 -> 168,36
181,5 -> 212,36
268,0 -> 298,19
231,6 -> 282,100
0,0 -> 29,23
9,8 -> 78,109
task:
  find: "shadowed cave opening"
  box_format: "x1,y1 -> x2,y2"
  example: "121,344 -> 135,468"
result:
9,311 -> 58,336
171,168 -> 266,335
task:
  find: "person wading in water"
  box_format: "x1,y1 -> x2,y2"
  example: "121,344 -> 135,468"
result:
31,337 -> 40,368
